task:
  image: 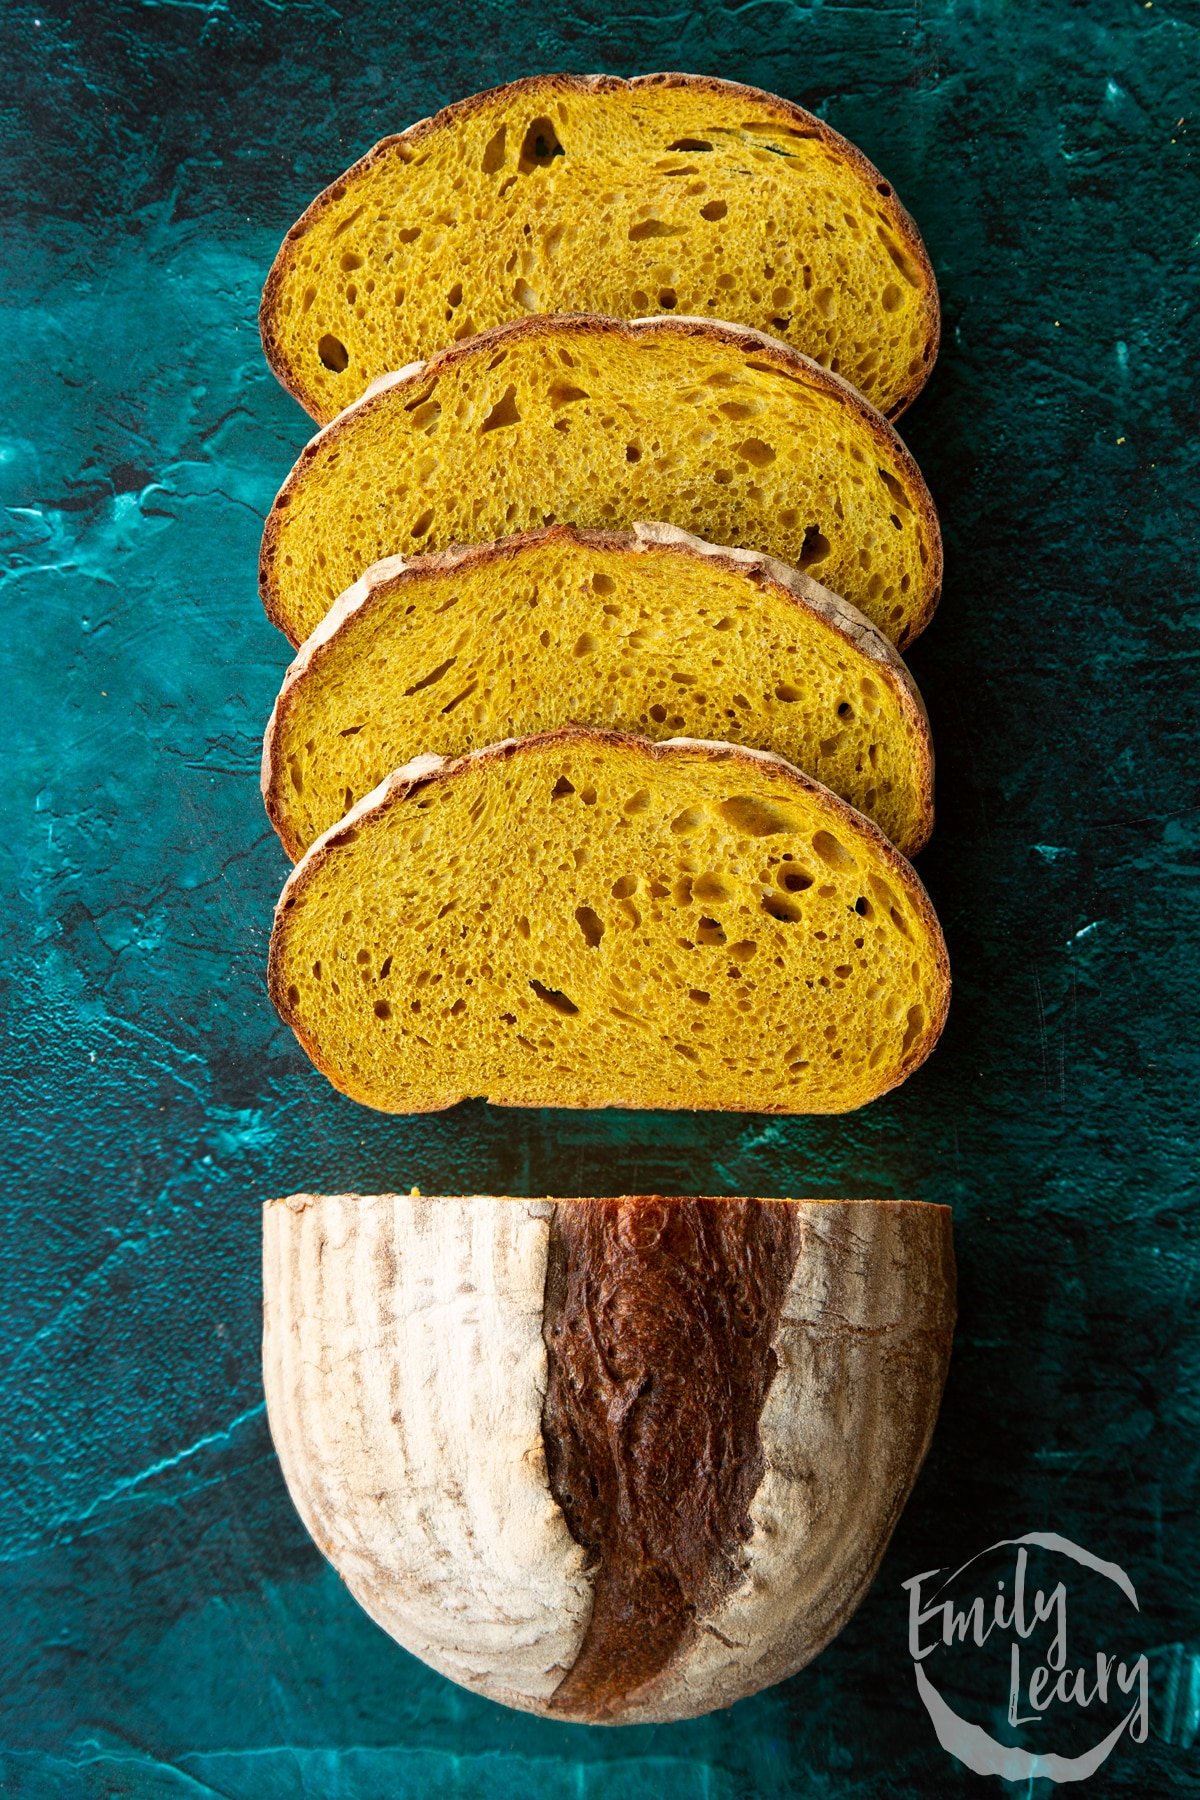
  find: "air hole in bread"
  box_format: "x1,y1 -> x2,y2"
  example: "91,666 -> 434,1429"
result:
481,124 -> 507,174
667,137 -> 714,152
700,199 -> 728,221
530,978 -> 578,1015
317,334 -> 349,372
696,916 -> 727,944
403,657 -> 456,697
628,218 -> 688,242
812,830 -> 857,872
481,386 -> 521,431
799,525 -> 831,568
519,118 -> 565,172
718,796 -> 796,838
575,906 -> 605,948
877,229 -> 921,286
549,381 -> 589,408
901,1003 -> 925,1054
738,438 -> 776,468
762,895 -> 801,923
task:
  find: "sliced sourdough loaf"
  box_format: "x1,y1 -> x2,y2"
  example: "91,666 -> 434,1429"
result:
264,1193 -> 955,1722
268,729 -> 949,1114
260,314 -> 940,648
264,522 -> 934,861
260,73 -> 938,426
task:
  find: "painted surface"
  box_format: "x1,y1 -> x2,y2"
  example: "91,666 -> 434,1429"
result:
1,0 -> 1197,1792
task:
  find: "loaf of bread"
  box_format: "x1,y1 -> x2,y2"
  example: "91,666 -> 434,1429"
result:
260,73 -> 938,426
261,313 -> 940,649
263,521 -> 934,861
268,728 -> 949,1114
263,1192 -> 955,1723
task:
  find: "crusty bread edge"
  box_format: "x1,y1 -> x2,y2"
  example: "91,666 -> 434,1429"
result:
258,311 -> 943,651
259,71 -> 939,424
267,726 -> 950,1116
261,520 -> 934,863
267,1192 -> 951,1209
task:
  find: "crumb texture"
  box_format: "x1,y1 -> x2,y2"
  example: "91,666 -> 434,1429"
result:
267,525 -> 932,860
262,75 -> 936,423
262,316 -> 939,648
269,730 -> 949,1114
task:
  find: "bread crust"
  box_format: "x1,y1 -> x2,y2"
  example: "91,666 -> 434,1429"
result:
261,520 -> 935,862
262,1191 -> 955,1721
259,72 -> 939,424
267,726 -> 950,1114
258,311 -> 943,651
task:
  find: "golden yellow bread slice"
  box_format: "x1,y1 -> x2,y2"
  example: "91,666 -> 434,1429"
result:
268,729 -> 950,1115
262,521 -> 934,862
260,73 -> 938,426
260,313 -> 941,648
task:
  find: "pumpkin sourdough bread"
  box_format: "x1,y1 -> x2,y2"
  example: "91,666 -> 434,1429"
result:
268,729 -> 949,1114
260,73 -> 938,426
263,1192 -> 955,1722
263,522 -> 934,861
260,314 -> 940,649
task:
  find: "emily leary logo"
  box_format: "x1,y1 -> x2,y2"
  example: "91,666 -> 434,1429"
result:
903,1531 -> 1149,1783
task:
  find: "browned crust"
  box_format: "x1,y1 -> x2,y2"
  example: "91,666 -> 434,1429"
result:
541,1195 -> 803,1719
258,311 -> 943,651
267,726 -> 951,1116
266,1192 -> 954,1214
259,71 -> 939,424
261,522 -> 934,863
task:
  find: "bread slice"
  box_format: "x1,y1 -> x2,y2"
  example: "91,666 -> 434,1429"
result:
263,521 -> 934,862
260,73 -> 939,426
260,313 -> 941,649
264,1192 -> 954,1722
268,729 -> 949,1114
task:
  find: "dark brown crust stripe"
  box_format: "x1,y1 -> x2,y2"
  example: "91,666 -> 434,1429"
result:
541,1196 -> 802,1720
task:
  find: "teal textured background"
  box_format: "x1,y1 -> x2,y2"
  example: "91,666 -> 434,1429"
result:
1,0 -> 1198,1793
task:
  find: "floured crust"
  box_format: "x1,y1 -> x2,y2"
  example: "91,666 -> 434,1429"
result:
258,311 -> 943,649
260,520 -> 935,862
261,1192 -> 955,1721
259,71 -> 939,423
267,726 -> 951,1114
